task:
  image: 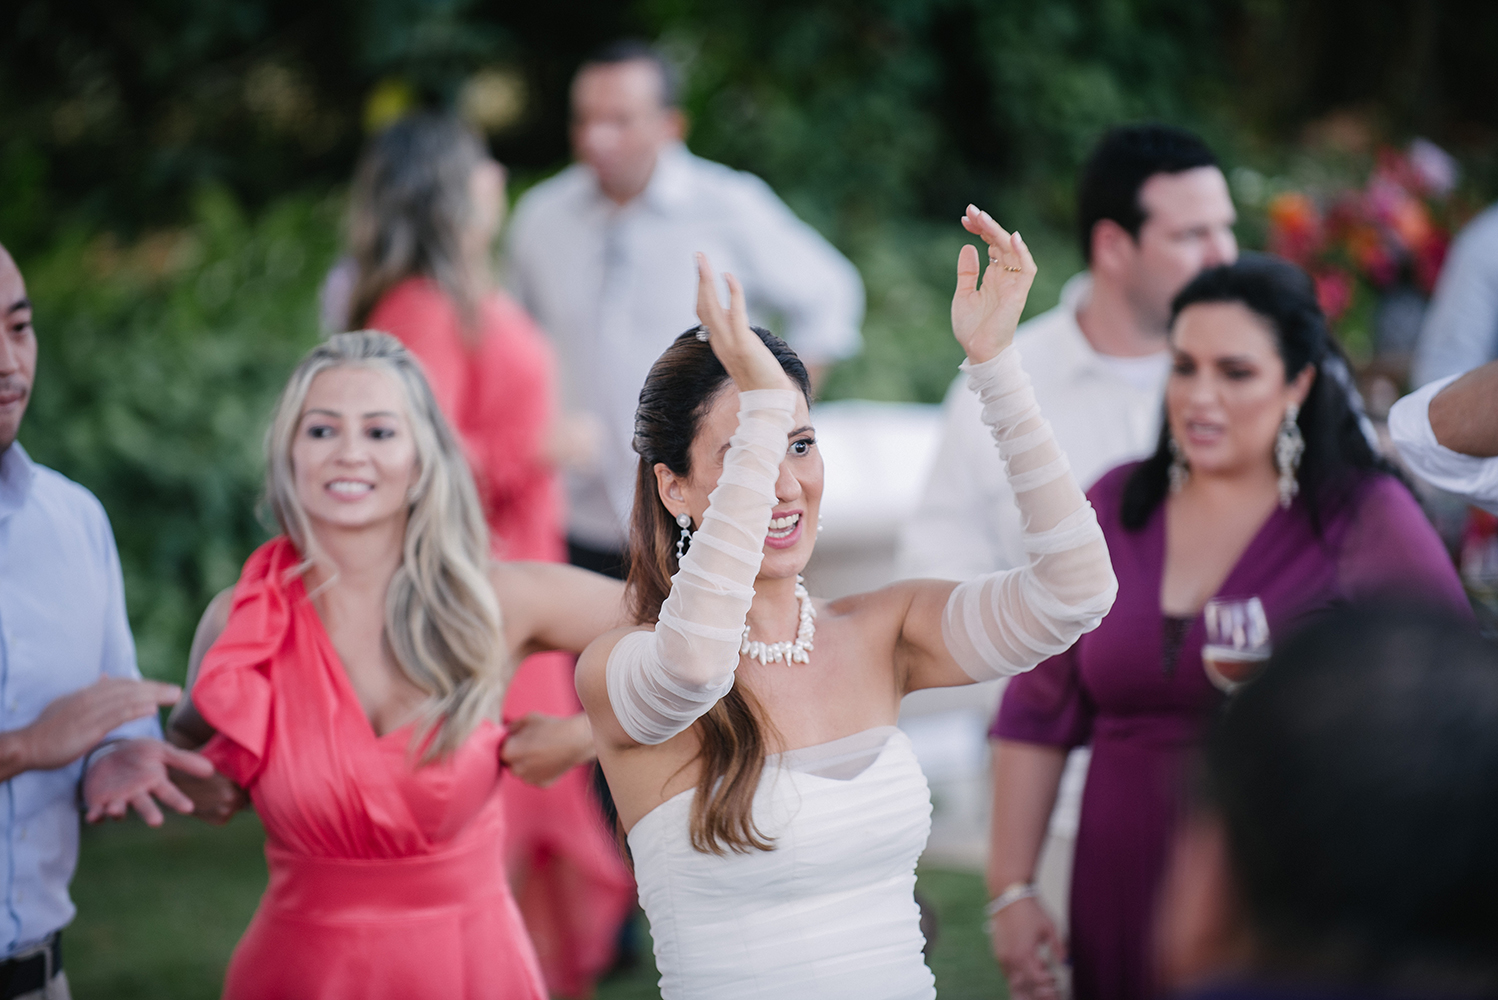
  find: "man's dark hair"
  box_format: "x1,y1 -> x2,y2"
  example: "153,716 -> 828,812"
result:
1201,605 -> 1498,992
1076,124 -> 1219,263
579,39 -> 680,109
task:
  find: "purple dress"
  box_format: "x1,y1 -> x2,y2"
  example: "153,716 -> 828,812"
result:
992,464 -> 1470,1000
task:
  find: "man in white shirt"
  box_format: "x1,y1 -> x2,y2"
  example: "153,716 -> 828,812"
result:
507,40 -> 864,576
900,125 -> 1237,580
1389,359 -> 1498,512
896,125 -> 1236,962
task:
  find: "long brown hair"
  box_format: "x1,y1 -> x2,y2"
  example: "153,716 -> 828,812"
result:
628,326 -> 811,855
346,113 -> 488,331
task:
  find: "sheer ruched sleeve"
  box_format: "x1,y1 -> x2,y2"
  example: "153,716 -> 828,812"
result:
195,538 -> 297,788
942,346 -> 1117,679
606,389 -> 797,745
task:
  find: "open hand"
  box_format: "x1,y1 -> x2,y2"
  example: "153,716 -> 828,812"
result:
695,252 -> 795,394
952,205 -> 1038,363
15,677 -> 182,775
83,738 -> 217,827
501,712 -> 595,788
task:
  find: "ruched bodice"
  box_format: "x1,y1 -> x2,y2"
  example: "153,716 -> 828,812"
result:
628,727 -> 937,1000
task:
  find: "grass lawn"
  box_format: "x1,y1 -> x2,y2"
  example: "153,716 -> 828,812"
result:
69,813 -> 1007,999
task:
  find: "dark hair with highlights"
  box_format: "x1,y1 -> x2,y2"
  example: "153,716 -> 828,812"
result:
1120,253 -> 1399,534
628,326 -> 811,855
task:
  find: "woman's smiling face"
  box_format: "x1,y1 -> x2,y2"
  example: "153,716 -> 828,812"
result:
672,385 -> 822,581
1166,300 -> 1313,481
291,366 -> 419,534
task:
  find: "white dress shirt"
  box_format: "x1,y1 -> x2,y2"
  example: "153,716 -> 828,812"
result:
506,143 -> 865,550
0,443 -> 158,956
1388,374 -> 1498,514
897,273 -> 1170,581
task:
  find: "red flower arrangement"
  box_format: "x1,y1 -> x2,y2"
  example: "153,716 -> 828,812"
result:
1265,140 -> 1461,325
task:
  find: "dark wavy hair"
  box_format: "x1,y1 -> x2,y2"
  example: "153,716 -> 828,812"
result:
1120,253 -> 1399,534
628,326 -> 811,855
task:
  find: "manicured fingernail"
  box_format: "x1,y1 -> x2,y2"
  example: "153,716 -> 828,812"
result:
1014,232 -> 1024,243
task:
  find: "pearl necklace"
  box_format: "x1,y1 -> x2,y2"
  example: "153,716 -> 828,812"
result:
741,576 -> 816,665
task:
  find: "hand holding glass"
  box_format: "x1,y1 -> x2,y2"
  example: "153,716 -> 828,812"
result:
1202,597 -> 1271,694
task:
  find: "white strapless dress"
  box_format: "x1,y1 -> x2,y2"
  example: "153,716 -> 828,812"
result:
628,726 -> 937,999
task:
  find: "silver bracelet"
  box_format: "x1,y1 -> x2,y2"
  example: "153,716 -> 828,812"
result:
984,881 -> 1037,918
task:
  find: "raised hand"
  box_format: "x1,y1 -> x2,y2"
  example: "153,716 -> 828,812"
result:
694,252 -> 795,394
952,204 -> 1038,363
83,738 -> 217,827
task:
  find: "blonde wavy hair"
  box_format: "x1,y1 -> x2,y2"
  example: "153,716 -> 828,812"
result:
265,330 -> 508,761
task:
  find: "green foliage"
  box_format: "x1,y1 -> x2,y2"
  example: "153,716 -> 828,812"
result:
18,189 -> 338,680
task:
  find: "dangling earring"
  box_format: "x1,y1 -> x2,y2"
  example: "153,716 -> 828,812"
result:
817,514 -> 824,537
675,512 -> 694,560
1275,403 -> 1304,509
1168,435 -> 1189,493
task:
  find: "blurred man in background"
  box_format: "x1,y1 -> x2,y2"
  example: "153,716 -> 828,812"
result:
507,39 -> 864,578
895,124 -> 1236,950
1157,605 -> 1498,999
0,243 -> 213,1000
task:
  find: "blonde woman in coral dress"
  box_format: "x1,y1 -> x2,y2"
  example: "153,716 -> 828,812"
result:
167,331 -> 627,999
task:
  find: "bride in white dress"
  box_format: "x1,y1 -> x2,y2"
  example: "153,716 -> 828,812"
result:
577,206 -> 1117,999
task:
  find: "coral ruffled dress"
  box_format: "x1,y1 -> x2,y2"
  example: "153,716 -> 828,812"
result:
195,538 -> 547,1000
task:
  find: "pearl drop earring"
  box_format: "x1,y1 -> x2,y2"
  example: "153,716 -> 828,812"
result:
675,512 -> 694,560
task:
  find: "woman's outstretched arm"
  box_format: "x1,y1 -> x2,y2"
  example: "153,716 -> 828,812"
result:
893,206 -> 1117,692
578,253 -> 797,753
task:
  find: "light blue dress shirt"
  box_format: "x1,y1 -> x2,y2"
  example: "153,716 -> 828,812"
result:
0,442 -> 158,956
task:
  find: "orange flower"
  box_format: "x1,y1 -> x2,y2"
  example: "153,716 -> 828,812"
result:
1267,192 -> 1323,265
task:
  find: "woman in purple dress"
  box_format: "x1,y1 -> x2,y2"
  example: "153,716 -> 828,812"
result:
986,254 -> 1470,1000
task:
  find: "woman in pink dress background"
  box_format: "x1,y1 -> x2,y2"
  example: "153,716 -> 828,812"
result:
344,113 -> 632,997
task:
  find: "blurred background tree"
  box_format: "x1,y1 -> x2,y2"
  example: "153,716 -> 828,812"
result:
3,0 -> 1497,679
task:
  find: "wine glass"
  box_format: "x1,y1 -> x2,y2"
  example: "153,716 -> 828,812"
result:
1201,596 -> 1271,694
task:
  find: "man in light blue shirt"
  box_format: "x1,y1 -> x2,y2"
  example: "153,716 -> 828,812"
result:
0,242 -> 213,999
